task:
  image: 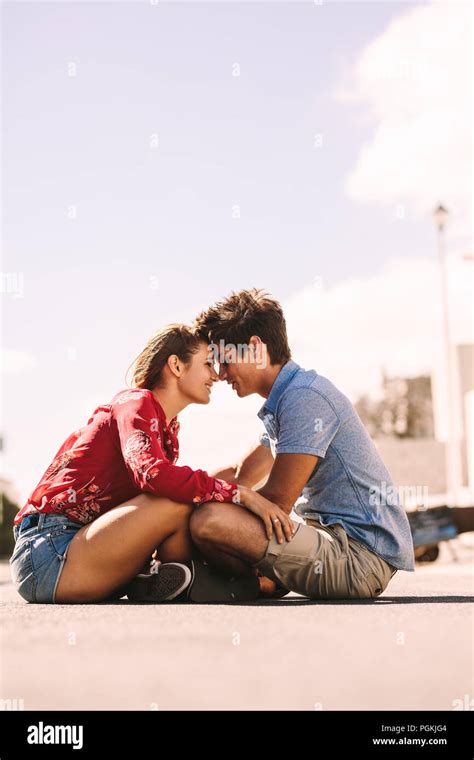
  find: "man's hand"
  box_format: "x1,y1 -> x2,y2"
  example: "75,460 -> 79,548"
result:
258,453 -> 319,513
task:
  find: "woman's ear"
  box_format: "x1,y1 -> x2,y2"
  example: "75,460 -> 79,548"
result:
167,354 -> 182,378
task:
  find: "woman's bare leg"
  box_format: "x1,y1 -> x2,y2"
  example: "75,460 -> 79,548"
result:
55,494 -> 194,603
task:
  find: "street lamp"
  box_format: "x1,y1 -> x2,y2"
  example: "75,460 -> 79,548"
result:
433,204 -> 460,506
434,204 -> 449,232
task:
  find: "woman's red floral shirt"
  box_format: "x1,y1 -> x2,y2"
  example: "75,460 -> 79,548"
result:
14,389 -> 238,525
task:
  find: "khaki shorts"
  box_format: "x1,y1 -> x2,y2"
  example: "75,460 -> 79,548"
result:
252,518 -> 397,599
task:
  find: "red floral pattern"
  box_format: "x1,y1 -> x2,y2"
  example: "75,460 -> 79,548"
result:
123,431 -> 162,482
43,451 -> 76,481
49,479 -> 113,524
192,478 -> 239,505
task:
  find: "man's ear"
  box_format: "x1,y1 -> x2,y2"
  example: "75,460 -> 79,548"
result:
249,335 -> 262,353
167,354 -> 182,378
249,336 -> 268,369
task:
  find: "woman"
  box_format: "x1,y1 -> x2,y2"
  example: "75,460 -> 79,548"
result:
10,324 -> 293,604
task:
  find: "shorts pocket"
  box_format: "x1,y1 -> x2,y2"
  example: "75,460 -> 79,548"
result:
47,523 -> 79,558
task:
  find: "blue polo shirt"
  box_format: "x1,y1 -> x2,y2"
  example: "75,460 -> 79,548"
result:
258,360 -> 415,571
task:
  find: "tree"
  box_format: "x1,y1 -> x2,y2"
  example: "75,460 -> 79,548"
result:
355,375 -> 434,439
0,492 -> 20,558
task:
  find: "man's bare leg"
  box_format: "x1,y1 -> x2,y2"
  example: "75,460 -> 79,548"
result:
190,539 -> 253,577
190,502 -> 280,595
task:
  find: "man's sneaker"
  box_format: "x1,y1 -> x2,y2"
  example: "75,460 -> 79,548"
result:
125,561 -> 192,602
173,559 -> 260,603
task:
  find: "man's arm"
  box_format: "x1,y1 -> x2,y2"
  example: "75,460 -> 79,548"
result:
257,453 -> 319,514
211,442 -> 274,488
257,386 -> 339,514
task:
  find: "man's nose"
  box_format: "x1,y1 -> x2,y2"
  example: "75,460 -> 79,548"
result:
218,363 -> 227,381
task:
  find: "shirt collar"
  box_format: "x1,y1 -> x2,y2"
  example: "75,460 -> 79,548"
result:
257,360 -> 301,420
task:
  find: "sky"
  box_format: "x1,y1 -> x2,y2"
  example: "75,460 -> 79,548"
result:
1,0 -> 472,503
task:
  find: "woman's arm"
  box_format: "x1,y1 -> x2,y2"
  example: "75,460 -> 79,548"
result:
112,391 -> 238,505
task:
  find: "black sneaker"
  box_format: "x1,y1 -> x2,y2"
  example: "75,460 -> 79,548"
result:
174,559 -> 260,603
125,561 -> 192,602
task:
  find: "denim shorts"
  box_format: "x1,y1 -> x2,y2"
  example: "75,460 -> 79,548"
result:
9,512 -> 83,603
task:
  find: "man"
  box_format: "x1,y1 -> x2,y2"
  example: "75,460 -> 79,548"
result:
190,288 -> 415,599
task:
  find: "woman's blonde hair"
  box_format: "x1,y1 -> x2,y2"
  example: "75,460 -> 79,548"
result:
127,324 -> 204,390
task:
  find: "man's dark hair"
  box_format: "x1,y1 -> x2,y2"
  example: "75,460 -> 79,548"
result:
194,288 -> 291,365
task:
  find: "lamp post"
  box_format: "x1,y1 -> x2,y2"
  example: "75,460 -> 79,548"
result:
433,204 -> 460,506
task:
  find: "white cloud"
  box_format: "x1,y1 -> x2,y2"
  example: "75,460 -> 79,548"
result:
284,252 -> 473,440
288,254 -> 471,384
338,1 -> 472,242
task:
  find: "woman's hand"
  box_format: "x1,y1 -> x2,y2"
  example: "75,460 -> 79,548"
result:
236,486 -> 295,544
